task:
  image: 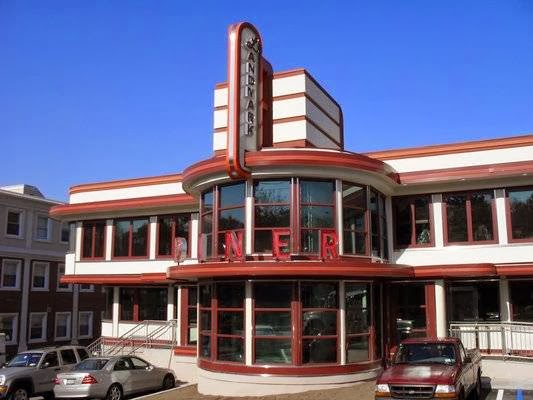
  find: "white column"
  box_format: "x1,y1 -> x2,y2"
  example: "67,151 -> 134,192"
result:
245,180 -> 253,255
167,285 -> 175,321
495,189 -> 508,245
336,180 -> 344,254
176,287 -> 182,345
105,220 -> 113,260
245,280 -> 253,365
75,222 -> 82,262
432,194 -> 444,248
499,278 -> 511,322
190,214 -> 199,260
339,281 -> 346,365
434,280 -> 447,337
18,258 -> 32,352
71,284 -> 79,344
149,216 -> 157,260
112,287 -> 120,337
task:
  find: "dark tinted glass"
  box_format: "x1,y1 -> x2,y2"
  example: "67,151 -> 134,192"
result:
199,285 -> 211,307
94,223 -> 105,257
342,184 -> 366,208
217,283 -> 244,308
254,180 -> 290,203
255,339 -> 292,364
415,197 -> 431,244
120,288 -> 135,320
508,188 -> 533,239
510,281 -> 533,322
347,336 -> 369,362
343,208 -> 365,230
301,282 -> 338,308
394,197 -> 412,246
219,209 -> 245,230
218,311 -> 243,335
60,349 -> 77,364
345,283 -> 370,334
200,311 -> 211,332
82,225 -> 93,258
77,348 -> 89,360
445,194 -> 467,242
217,337 -> 243,362
158,216 -> 172,255
255,206 -> 290,227
202,190 -> 213,212
301,230 -> 319,253
201,214 -> 212,234
300,206 -> 334,228
188,287 -> 198,306
42,352 -> 59,367
302,311 -> 337,335
219,183 -> 245,208
448,281 -> 500,322
254,230 -> 273,253
471,192 -> 494,241
300,180 -> 334,204
343,231 -> 366,255
75,359 -> 109,370
114,220 -> 130,257
255,312 -> 292,336
200,335 -> 210,358
255,283 -> 292,308
138,288 -> 166,320
302,338 -> 337,363
132,218 -> 149,256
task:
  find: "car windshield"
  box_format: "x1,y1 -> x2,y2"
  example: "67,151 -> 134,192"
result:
7,353 -> 43,367
395,343 -> 456,365
74,359 -> 109,371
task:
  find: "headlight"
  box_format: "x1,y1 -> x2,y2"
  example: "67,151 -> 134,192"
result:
0,375 -> 5,385
434,385 -> 456,398
375,383 -> 390,396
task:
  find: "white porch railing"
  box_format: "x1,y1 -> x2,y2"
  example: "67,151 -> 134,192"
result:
449,321 -> 533,358
88,319 -> 178,357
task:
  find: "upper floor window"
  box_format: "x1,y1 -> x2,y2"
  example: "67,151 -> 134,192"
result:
254,180 -> 291,253
35,215 -> 50,241
300,180 -> 335,253
0,313 -> 18,345
114,218 -> 149,258
6,210 -> 23,237
1,259 -> 21,290
443,190 -> 496,244
82,221 -> 106,259
393,195 -> 432,248
31,261 -> 49,291
370,190 -> 388,259
342,183 -> 367,255
507,187 -> 533,242
60,222 -> 70,243
157,214 -> 191,258
201,182 -> 246,259
57,263 -> 72,292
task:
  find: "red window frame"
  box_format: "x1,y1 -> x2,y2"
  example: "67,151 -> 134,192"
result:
392,195 -> 434,249
81,220 -> 106,260
252,282 -> 296,365
156,214 -> 191,259
299,179 -> 337,255
252,179 -> 292,254
442,190 -> 498,246
369,189 -> 388,260
216,185 -> 246,257
200,190 -> 215,260
345,281 -> 375,363
119,287 -> 167,322
214,282 -> 245,363
198,283 -> 213,359
342,183 -> 369,256
112,217 -> 150,259
505,186 -> 533,243
180,286 -> 198,347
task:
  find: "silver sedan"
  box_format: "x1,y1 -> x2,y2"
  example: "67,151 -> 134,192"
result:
53,356 -> 176,400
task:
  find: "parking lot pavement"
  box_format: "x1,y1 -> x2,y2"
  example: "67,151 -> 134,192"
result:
484,389 -> 533,400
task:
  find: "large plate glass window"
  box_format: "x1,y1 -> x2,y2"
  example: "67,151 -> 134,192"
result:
82,221 -> 106,259
507,187 -> 533,241
342,183 -> 367,255
300,180 -> 335,253
216,282 -> 245,362
158,214 -> 191,258
345,283 -> 372,362
113,218 -> 149,258
393,195 -> 432,248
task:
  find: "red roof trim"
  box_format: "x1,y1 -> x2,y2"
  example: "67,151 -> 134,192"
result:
50,194 -> 196,217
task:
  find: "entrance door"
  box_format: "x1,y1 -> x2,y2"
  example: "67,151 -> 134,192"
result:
384,282 -> 436,352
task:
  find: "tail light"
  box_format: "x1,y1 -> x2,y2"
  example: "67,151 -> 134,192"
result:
81,375 -> 98,384
53,377 -> 61,385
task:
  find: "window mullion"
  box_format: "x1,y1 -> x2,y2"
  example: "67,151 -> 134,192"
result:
91,225 -> 96,258
466,194 -> 473,242
410,201 -> 416,246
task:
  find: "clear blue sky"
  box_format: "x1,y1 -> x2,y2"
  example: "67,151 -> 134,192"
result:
1,1 -> 532,201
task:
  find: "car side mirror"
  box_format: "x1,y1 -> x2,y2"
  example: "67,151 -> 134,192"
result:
146,365 -> 154,371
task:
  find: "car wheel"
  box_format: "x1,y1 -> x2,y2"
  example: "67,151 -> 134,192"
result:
105,384 -> 123,400
42,391 -> 55,400
8,387 -> 29,400
162,374 -> 175,390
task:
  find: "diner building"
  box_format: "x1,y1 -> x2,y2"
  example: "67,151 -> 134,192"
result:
50,22 -> 533,396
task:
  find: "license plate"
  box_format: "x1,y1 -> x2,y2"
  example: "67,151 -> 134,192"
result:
64,379 -> 76,385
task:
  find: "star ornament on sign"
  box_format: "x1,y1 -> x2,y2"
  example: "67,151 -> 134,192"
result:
246,37 -> 261,53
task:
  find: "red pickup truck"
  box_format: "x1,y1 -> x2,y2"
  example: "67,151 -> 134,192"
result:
375,337 -> 482,400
